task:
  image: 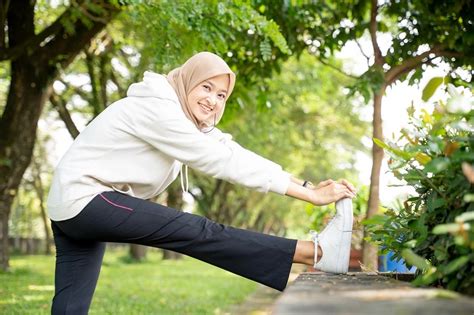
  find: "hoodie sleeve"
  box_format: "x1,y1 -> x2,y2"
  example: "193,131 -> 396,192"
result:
128,98 -> 291,195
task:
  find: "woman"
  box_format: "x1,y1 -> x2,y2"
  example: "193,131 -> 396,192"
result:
47,52 -> 356,314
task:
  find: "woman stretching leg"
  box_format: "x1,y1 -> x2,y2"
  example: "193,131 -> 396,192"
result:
47,52 -> 356,314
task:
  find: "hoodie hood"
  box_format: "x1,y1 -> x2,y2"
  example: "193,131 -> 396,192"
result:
127,71 -> 191,194
127,71 -> 179,103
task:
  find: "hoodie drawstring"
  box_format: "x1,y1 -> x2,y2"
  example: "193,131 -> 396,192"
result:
180,164 -> 189,194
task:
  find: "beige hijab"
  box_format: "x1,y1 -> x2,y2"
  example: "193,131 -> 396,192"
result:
167,52 -> 236,130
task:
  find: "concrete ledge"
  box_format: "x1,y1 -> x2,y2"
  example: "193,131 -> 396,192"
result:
272,272 -> 474,315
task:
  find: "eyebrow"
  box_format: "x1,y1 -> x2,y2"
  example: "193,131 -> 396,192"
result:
204,80 -> 228,93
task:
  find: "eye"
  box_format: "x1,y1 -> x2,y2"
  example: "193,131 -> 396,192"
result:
202,84 -> 211,91
217,93 -> 226,100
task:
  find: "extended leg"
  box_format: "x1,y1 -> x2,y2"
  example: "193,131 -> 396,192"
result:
56,192 -> 297,291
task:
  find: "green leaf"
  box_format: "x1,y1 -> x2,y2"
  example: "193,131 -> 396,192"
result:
373,138 -> 413,160
362,214 -> 388,226
373,137 -> 390,150
442,255 -> 470,275
424,157 -> 450,174
456,211 -> 474,222
432,223 -> 462,234
404,239 -> 417,248
427,197 -> 446,210
401,248 -> 431,271
422,76 -> 444,102
415,152 -> 431,165
413,267 -> 440,286
463,194 -> 474,203
260,38 -> 272,61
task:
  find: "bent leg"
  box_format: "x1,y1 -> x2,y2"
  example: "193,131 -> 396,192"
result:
57,192 -> 297,291
51,221 -> 105,315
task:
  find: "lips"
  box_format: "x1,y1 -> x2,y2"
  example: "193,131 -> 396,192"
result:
199,102 -> 213,113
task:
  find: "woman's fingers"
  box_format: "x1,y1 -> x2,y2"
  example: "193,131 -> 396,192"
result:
329,183 -> 355,199
316,179 -> 334,188
339,179 -> 357,195
315,178 -> 356,196
336,190 -> 355,201
333,183 -> 356,199
311,181 -> 356,206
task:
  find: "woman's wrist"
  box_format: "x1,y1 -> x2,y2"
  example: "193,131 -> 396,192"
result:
286,178 -> 321,205
302,180 -> 314,189
291,176 -> 314,188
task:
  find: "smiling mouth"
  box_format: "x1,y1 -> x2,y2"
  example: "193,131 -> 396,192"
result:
199,102 -> 213,113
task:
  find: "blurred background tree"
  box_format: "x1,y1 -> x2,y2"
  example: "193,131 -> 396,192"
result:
0,0 -> 121,270
256,0 -> 473,268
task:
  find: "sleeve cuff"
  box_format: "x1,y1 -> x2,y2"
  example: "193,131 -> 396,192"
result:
269,171 -> 292,195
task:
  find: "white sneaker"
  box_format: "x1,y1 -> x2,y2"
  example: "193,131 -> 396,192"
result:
311,198 -> 353,273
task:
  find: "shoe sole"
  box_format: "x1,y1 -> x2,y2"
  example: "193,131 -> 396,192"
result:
335,198 -> 353,273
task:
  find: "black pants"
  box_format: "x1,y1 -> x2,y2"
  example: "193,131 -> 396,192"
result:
51,191 -> 297,314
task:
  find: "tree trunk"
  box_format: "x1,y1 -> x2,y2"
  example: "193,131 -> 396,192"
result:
33,161 -> 52,255
39,199 -> 52,255
162,181 -> 184,260
85,52 -> 103,117
129,244 -> 147,261
0,0 -> 119,271
0,204 -> 10,270
362,88 -> 385,270
0,59 -> 52,269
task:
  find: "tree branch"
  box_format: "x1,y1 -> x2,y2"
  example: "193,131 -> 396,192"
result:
437,50 -> 464,59
118,47 -> 135,71
49,92 -> 80,139
315,56 -> 358,79
385,46 -> 448,85
97,34 -> 114,107
109,69 -> 126,97
355,38 -> 371,66
39,1 -> 120,68
85,50 -> 103,116
99,54 -> 109,107
75,2 -> 111,24
1,0 -> 68,61
59,79 -> 91,102
1,1 -> 120,63
370,0 -> 384,65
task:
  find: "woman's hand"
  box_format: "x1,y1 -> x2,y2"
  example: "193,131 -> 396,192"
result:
309,179 -> 357,206
286,177 -> 357,206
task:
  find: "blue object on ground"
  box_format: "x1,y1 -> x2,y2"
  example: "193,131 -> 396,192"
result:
379,251 -> 416,272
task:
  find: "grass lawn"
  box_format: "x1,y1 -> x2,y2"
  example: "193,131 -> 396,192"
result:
0,247 -> 258,314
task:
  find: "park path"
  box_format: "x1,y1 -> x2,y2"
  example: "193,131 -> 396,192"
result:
273,272 -> 474,315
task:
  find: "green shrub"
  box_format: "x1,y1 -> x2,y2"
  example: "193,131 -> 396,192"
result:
364,81 -> 474,295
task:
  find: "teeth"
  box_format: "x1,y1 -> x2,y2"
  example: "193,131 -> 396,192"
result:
200,103 -> 212,112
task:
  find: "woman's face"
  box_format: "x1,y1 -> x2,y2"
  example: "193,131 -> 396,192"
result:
187,74 -> 229,124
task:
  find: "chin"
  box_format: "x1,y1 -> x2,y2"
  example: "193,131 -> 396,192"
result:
194,114 -> 207,123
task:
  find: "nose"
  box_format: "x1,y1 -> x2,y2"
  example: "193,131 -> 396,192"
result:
207,94 -> 218,106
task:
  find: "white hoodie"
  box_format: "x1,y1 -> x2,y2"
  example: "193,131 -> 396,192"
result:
47,72 -> 291,221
